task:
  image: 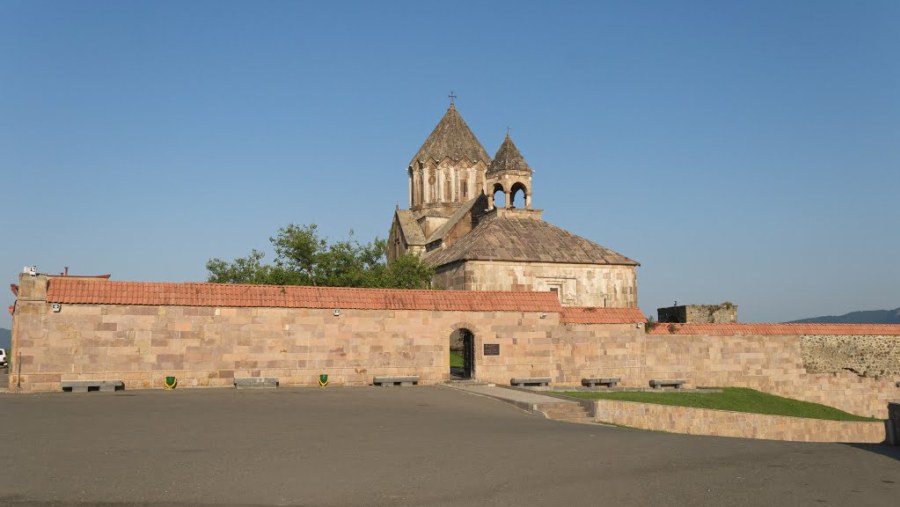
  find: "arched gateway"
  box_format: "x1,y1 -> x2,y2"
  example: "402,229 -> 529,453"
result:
449,328 -> 475,379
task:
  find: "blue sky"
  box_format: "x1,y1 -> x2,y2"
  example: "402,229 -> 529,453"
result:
2,0 -> 898,328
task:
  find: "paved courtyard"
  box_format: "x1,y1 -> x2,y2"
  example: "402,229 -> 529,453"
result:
1,386 -> 898,506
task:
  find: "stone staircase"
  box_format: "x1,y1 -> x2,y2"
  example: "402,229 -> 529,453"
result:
536,401 -> 594,424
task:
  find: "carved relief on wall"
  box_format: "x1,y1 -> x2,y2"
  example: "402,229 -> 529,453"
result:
444,173 -> 452,202
539,277 -> 576,305
427,168 -> 436,203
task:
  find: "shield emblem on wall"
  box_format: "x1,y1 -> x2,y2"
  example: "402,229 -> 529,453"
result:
318,374 -> 329,387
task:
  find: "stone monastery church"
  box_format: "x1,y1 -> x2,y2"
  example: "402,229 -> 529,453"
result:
8,102 -> 900,425
388,104 -> 638,308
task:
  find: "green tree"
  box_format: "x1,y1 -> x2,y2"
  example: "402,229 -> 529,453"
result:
379,253 -> 437,289
206,224 -> 434,289
205,249 -> 273,284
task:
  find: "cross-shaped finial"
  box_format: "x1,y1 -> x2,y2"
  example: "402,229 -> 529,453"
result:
506,126 -> 511,137
448,91 -> 457,105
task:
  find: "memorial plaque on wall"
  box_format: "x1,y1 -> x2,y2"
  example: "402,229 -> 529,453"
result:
483,343 -> 500,356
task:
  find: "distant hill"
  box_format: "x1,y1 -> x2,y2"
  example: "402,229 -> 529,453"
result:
0,328 -> 9,350
788,307 -> 900,324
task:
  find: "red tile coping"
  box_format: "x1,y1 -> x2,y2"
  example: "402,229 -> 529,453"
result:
45,278 -> 565,313
647,323 -> 900,336
49,274 -> 111,280
559,307 -> 647,324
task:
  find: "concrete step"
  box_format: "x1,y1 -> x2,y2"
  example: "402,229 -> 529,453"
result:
445,379 -> 494,386
537,402 -> 593,423
540,403 -> 588,412
553,417 -> 594,424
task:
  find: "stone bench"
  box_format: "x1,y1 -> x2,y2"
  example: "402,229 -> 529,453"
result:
61,380 -> 124,393
373,376 -> 419,387
234,377 -> 279,389
649,379 -> 686,389
581,377 -> 620,388
510,377 -> 551,387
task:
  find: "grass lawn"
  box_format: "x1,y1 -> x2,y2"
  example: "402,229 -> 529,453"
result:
562,387 -> 879,422
449,351 -> 464,368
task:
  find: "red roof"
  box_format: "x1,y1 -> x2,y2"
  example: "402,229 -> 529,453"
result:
560,307 -> 646,324
647,323 -> 900,336
45,278 -> 564,313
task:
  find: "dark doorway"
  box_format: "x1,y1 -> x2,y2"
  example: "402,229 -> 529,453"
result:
449,328 -> 475,379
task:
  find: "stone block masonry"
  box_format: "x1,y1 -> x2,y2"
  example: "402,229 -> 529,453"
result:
10,274 -> 900,419
592,400 -> 886,443
10,274 -> 575,393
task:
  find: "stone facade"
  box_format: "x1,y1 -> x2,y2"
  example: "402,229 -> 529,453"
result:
410,158 -> 488,215
434,260 -> 637,308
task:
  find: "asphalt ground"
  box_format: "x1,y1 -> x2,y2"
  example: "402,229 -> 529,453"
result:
0,386 -> 898,507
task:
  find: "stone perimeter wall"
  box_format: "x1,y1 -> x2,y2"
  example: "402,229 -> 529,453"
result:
12,297 -> 566,393
12,293 -> 900,418
561,328 -> 900,419
592,400 -> 886,443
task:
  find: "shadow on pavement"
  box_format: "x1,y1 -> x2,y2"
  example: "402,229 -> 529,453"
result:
846,442 -> 900,462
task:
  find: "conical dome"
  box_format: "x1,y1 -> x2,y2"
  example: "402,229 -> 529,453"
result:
410,104 -> 491,167
487,134 -> 532,175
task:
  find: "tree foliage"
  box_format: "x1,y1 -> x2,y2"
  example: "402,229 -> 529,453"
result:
206,224 -> 434,289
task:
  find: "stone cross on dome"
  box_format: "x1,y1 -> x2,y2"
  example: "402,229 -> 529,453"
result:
448,91 -> 457,105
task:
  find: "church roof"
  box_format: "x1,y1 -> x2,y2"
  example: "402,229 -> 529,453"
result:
425,196 -> 481,244
410,104 -> 491,166
424,211 -> 639,267
395,209 -> 427,246
487,134 -> 532,175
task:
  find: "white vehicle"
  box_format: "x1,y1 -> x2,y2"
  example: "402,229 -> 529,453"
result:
0,348 -> 6,368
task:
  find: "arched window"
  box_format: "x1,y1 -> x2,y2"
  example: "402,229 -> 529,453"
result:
492,183 -> 506,209
510,182 -> 528,209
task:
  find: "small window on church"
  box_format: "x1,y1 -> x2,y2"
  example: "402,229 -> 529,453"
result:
549,286 -> 560,301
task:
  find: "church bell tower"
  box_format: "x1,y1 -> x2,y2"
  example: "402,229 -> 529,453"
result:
485,132 -> 533,210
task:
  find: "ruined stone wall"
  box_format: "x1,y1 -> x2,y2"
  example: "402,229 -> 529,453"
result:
657,304 -> 737,323
462,261 -> 637,308
801,335 -> 900,377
